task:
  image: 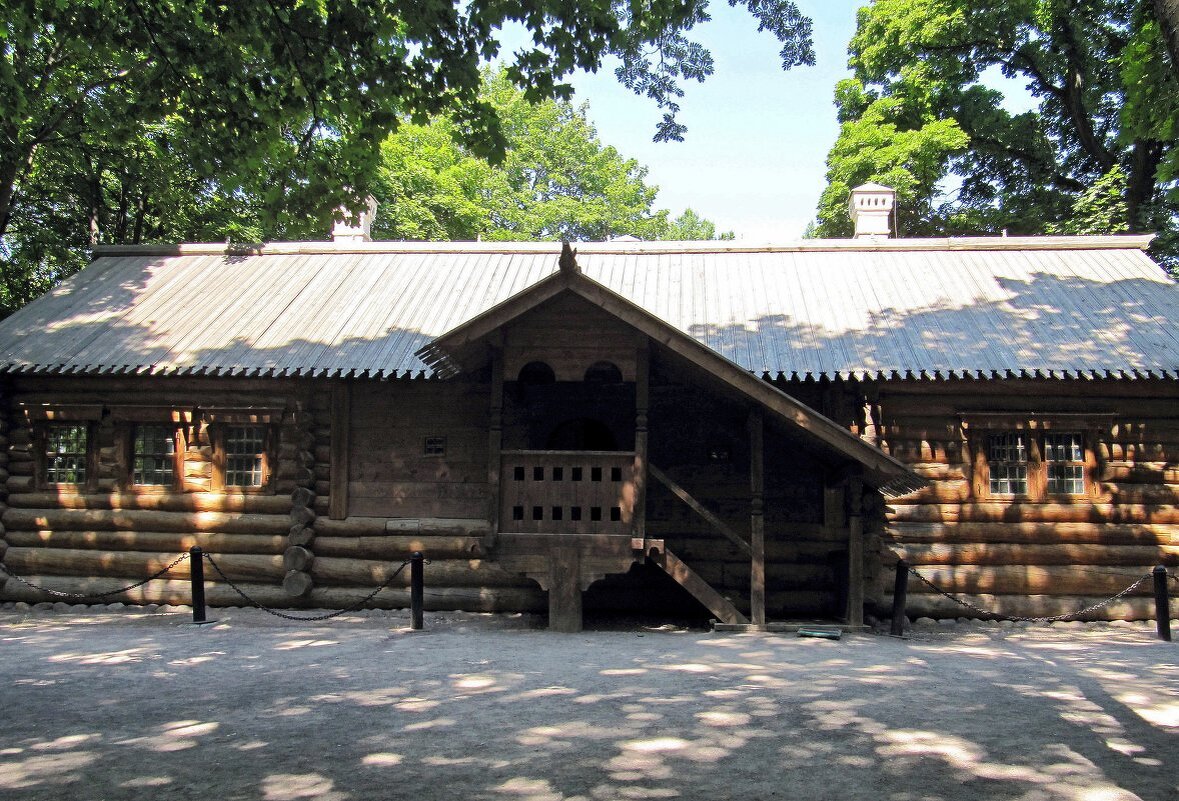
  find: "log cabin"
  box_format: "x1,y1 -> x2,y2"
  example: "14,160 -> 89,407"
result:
0,184 -> 1176,630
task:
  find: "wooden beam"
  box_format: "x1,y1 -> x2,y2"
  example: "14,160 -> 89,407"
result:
749,408 -> 765,626
328,381 -> 351,520
649,463 -> 752,558
650,548 -> 749,624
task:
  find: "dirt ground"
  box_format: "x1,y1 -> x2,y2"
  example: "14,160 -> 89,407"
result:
0,606 -> 1176,801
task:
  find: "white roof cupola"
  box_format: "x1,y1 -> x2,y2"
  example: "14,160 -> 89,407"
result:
848,182 -> 896,239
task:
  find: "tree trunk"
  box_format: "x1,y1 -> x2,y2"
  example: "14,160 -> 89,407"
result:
1156,0 -> 1179,72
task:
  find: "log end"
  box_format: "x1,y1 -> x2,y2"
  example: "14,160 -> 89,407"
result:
283,546 -> 315,572
288,526 -> 316,548
283,570 -> 315,598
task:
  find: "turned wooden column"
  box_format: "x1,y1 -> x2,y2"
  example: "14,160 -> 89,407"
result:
749,408 -> 765,626
488,344 -> 504,548
846,473 -> 864,626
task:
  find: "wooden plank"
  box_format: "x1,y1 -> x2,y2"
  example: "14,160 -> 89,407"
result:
633,339 -> 649,543
650,548 -> 748,624
329,381 -> 351,520
488,345 -> 504,542
648,464 -> 752,557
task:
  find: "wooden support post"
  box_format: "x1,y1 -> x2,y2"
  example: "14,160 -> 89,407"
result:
548,546 -> 583,633
749,408 -> 765,626
846,474 -> 864,627
1154,565 -> 1171,642
488,345 -> 504,548
328,382 -> 351,520
890,559 -> 909,636
410,551 -> 424,630
633,340 -> 649,545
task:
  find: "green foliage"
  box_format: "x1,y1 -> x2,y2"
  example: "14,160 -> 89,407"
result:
372,72 -> 727,242
813,0 -> 1178,270
663,208 -> 735,241
0,0 -> 814,313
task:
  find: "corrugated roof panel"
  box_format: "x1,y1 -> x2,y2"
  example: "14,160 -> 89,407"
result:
0,239 -> 1175,379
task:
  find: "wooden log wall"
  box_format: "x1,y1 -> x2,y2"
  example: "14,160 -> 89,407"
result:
0,375 -> 544,615
856,377 -> 1179,620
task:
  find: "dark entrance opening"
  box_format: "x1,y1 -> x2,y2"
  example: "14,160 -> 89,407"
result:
545,418 -> 618,451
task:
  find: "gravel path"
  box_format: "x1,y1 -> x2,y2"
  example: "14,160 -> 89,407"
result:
1,606 -> 1176,801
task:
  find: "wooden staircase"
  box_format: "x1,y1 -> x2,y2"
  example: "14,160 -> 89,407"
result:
646,543 -> 748,625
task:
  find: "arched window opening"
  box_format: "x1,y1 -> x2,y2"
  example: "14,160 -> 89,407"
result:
583,361 -> 623,384
517,361 -> 556,385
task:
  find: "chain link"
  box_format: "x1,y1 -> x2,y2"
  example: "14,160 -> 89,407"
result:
0,552 -> 191,601
202,552 -> 413,621
907,565 -> 1152,623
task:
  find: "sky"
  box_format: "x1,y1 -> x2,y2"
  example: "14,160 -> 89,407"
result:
558,1 -> 867,240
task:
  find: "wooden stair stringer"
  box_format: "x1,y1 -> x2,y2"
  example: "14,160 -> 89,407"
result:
649,547 -> 749,625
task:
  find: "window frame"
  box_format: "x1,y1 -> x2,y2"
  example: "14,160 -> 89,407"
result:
969,421 -> 1096,501
125,423 -> 185,492
212,422 -> 274,493
37,422 -> 96,491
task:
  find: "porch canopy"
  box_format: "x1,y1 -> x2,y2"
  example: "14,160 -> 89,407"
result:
417,245 -> 923,498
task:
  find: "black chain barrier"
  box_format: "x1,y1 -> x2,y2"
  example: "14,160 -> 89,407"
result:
907,564 -> 1153,623
202,552 -> 413,622
0,552 -> 191,601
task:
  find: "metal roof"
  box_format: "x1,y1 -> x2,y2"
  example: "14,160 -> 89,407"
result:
0,235 -> 1175,380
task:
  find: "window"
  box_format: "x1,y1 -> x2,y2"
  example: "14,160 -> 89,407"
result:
1045,432 -> 1085,495
987,433 -> 1028,495
223,425 -> 267,487
133,424 -> 178,487
45,424 -> 88,485
982,429 -> 1087,498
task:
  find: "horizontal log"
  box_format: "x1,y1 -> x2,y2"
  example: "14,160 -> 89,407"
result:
887,502 -> 1179,524
313,535 -> 484,560
888,542 -> 1179,567
893,480 -> 970,504
1101,483 -> 1179,504
3,547 -> 285,581
314,517 -> 490,537
310,556 -> 530,589
902,564 -> 1157,596
887,521 -> 1178,546
2,508 -> 290,534
660,538 -> 848,564
1100,462 -> 1179,484
876,593 -> 1177,622
6,492 -> 292,514
908,463 -> 968,481
307,586 -> 546,614
0,576 -> 293,608
3,530 -> 286,554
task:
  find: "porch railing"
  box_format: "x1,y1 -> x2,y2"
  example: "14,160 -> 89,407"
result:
500,450 -> 636,534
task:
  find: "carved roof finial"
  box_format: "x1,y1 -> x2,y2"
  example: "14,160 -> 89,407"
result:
559,240 -> 580,275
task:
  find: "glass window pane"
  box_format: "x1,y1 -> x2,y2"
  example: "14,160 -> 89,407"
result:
988,433 -> 1027,495
225,425 -> 265,487
1045,433 -> 1084,494
134,425 -> 176,486
46,425 -> 88,485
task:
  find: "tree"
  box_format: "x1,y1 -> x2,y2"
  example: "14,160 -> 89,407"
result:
662,208 -> 735,240
373,71 -> 727,242
1,0 -> 814,312
813,0 -> 1178,269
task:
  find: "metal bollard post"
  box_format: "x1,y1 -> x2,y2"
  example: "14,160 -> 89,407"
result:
410,552 -> 424,630
890,559 -> 909,636
1154,565 -> 1171,642
189,546 -> 207,624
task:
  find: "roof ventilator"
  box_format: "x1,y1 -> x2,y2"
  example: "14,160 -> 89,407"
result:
848,183 -> 895,239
